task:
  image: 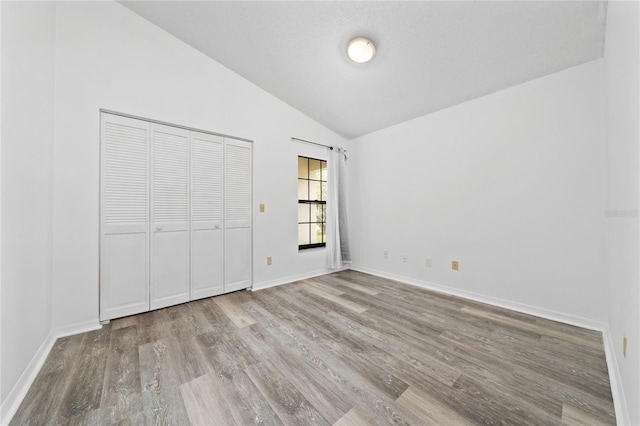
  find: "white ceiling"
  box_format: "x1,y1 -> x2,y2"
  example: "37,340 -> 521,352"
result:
119,1 -> 607,139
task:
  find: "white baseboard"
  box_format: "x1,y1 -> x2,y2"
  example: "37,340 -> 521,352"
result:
54,319 -> 103,338
351,265 -> 606,330
351,265 -> 629,425
0,329 -> 56,426
602,326 -> 630,426
0,320 -> 102,425
251,266 -> 350,291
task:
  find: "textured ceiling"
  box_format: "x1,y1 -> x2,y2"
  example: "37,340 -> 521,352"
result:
119,1 -> 607,139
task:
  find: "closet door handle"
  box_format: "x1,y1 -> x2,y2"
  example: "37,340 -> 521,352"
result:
155,226 -> 163,232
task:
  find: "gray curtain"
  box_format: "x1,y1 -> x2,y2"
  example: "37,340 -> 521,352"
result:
326,147 -> 350,268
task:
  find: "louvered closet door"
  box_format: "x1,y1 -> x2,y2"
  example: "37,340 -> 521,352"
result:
100,113 -> 150,321
190,131 -> 224,300
224,138 -> 252,292
150,123 -> 190,310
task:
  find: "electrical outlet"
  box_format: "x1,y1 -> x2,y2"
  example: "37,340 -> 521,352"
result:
402,255 -> 409,263
259,203 -> 265,213
267,257 -> 272,266
425,258 -> 432,267
452,260 -> 459,271
384,250 -> 388,259
623,335 -> 628,357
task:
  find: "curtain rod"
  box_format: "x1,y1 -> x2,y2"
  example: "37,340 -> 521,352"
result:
291,137 -> 335,151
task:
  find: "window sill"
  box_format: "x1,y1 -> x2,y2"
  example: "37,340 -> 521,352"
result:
298,244 -> 326,253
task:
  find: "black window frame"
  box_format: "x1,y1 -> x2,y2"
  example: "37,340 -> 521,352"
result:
298,156 -> 327,250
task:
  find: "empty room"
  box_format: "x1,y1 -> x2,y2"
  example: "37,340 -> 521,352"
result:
1,1 -> 638,425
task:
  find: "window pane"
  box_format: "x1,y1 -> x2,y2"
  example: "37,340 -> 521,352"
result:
309,180 -> 321,201
298,224 -> 311,245
321,182 -> 327,201
298,179 -> 309,200
321,161 -> 327,181
298,157 -> 308,179
321,224 -> 326,243
312,223 -> 323,243
313,203 -> 325,223
309,159 -> 321,180
298,204 -> 310,223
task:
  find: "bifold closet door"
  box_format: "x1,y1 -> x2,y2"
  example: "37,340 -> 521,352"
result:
100,114 -> 150,321
150,123 -> 190,310
101,112 -> 253,320
190,131 -> 224,299
224,138 -> 252,292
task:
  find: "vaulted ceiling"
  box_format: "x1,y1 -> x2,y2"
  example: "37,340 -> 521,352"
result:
119,1 -> 608,139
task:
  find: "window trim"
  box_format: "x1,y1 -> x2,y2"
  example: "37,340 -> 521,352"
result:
298,156 -> 327,250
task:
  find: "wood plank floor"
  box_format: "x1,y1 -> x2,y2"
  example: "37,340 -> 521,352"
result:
11,270 -> 616,425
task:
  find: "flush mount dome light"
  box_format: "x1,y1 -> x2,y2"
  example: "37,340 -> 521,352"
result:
347,37 -> 376,63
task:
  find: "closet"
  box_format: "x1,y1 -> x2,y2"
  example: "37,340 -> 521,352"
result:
99,112 -> 252,321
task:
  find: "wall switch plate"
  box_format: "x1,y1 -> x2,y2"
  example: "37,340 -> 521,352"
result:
259,203 -> 265,213
384,250 -> 388,259
402,255 -> 409,263
267,257 -> 272,266
425,258 -> 432,267
452,260 -> 459,271
623,335 -> 628,357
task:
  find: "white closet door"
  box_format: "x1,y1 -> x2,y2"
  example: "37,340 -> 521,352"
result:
190,131 -> 224,300
150,123 -> 190,309
224,138 -> 252,292
100,113 -> 150,321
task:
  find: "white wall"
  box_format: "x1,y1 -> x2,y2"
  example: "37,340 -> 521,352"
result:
604,1 -> 640,424
0,0 -> 55,416
51,1 -> 346,328
348,60 -> 608,325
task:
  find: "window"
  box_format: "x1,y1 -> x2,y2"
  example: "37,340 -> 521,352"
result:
298,156 -> 327,250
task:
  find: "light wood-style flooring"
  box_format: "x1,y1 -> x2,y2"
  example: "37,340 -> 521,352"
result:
11,270 -> 616,425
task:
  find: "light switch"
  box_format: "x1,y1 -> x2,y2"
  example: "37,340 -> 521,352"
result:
259,203 -> 265,213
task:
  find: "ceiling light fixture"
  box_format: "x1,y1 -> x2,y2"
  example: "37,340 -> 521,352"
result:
347,37 -> 376,63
